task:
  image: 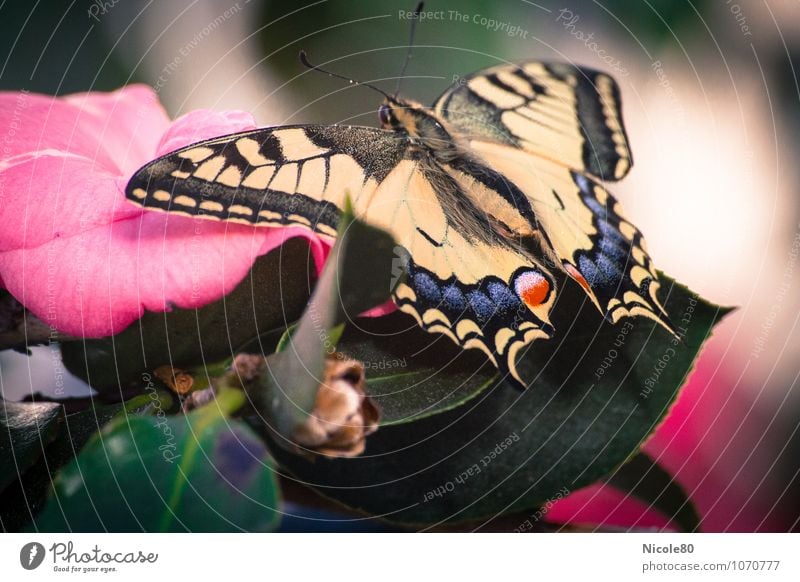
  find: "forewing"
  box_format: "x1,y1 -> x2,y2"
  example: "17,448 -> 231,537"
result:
434,61 -> 633,182
126,124 -> 408,238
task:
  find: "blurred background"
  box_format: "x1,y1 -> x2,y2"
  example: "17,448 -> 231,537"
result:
1,0 -> 799,531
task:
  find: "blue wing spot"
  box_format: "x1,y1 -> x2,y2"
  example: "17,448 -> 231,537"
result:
442,284 -> 467,312
597,219 -> 627,243
573,172 -> 592,193
486,281 -> 521,314
595,253 -> 623,283
467,291 -> 495,323
578,255 -> 602,285
598,236 -> 628,261
413,272 -> 441,303
582,193 -> 607,215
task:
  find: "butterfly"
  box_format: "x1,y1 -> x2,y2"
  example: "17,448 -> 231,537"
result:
126,55 -> 674,388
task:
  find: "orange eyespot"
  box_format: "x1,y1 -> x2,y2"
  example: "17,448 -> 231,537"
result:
514,270 -> 550,307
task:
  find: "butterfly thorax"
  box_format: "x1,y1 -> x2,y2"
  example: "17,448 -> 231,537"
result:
380,97 -> 466,163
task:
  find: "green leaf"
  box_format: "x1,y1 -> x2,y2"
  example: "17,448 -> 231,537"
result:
0,400 -> 63,493
336,313 -> 497,425
60,238 -> 317,391
34,390 -> 280,532
604,451 -> 700,532
266,274 -> 730,525
250,205 -> 397,442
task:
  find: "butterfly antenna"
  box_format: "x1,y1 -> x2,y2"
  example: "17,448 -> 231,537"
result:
299,50 -> 392,100
394,1 -> 424,96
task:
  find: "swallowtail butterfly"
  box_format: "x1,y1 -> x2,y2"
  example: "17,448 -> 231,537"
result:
127,23 -> 673,388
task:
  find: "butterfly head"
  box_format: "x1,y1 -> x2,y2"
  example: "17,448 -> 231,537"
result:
378,95 -> 419,129
379,96 -> 456,155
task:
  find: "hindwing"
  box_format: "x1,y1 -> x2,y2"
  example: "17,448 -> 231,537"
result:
465,140 -> 671,331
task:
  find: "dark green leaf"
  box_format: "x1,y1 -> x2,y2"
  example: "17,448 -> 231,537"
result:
0,400 -> 63,493
267,274 -> 730,525
605,451 -> 700,532
599,0 -> 707,44
34,390 -> 280,532
60,238 -> 317,391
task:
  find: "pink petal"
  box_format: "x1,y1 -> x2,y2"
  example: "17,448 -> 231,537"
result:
361,300 -> 398,318
63,84 -> 171,176
156,109 -> 257,156
0,154 -> 141,251
0,212 -> 331,338
0,87 -> 341,338
639,351 -> 787,532
547,484 -> 673,531
0,86 -> 169,176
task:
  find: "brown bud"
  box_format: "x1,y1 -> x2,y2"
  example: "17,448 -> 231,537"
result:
154,365 -> 194,395
292,356 -> 380,458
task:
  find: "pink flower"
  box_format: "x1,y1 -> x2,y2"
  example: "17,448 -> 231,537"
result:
0,85 -> 333,337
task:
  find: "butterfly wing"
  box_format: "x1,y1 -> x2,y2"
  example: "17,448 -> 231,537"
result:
381,161 -> 558,386
126,125 -> 409,238
434,61 -> 633,182
434,62 -> 672,331
460,140 -> 672,332
126,125 -> 558,386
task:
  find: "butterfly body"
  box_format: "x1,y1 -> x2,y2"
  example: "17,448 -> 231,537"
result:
127,60 -> 674,387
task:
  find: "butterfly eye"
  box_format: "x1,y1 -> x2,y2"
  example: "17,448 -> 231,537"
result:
378,104 -> 392,127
